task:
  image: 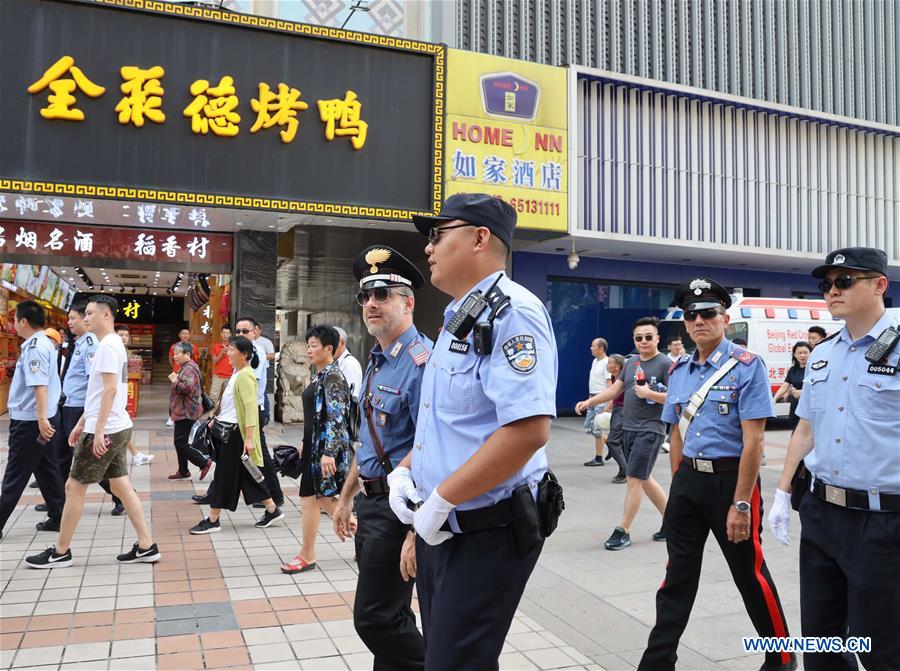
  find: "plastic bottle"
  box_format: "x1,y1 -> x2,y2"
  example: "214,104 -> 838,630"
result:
647,375 -> 658,404
241,454 -> 265,483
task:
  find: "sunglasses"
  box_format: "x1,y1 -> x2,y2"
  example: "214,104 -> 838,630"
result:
633,334 -> 656,342
427,223 -> 478,244
235,328 -> 253,334
356,287 -> 404,306
684,308 -> 721,321
817,275 -> 880,293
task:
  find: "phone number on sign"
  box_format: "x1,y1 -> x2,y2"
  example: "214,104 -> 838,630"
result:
494,195 -> 561,216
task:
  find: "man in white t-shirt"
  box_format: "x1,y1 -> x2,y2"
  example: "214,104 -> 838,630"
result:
666,336 -> 686,362
26,295 -> 160,569
584,337 -> 612,467
334,326 -> 363,400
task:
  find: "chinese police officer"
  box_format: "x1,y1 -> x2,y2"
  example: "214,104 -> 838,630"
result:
0,300 -> 66,539
332,245 -> 431,670
388,193 -> 559,669
769,247 -> 899,670
639,279 -> 796,671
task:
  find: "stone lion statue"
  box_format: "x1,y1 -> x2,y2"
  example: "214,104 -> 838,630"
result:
275,340 -> 311,424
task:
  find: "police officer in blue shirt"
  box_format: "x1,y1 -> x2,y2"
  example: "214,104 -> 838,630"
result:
0,300 -> 66,540
769,247 -> 899,671
331,245 -> 431,670
388,193 -> 559,670
60,301 -> 97,480
639,279 -> 796,671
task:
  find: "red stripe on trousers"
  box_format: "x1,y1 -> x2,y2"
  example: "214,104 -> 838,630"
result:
751,485 -> 790,667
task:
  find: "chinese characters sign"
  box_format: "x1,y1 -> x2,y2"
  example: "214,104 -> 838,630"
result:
444,50 -> 568,233
0,0 -> 443,220
0,221 -> 233,266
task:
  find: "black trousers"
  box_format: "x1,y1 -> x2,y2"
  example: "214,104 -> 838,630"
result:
258,404 -> 283,504
416,525 -> 543,671
57,405 -> 84,481
0,417 -> 66,532
353,494 -> 424,671
799,493 -> 900,671
640,467 -> 792,670
174,419 -> 194,474
206,429 -> 270,511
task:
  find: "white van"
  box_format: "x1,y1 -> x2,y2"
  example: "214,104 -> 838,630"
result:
659,294 -> 844,418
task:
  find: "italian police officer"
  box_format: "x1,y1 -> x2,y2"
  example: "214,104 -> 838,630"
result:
332,245 -> 431,670
639,279 -> 796,671
0,300 -> 66,540
388,193 -> 559,669
769,247 -> 899,671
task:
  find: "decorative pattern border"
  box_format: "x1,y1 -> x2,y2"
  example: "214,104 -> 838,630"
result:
12,0 -> 446,218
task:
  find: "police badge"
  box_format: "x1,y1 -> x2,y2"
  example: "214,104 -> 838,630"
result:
502,335 -> 537,373
689,278 -> 712,296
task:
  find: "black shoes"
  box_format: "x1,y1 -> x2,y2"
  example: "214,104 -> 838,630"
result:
111,502 -> 126,516
652,526 -> 666,542
583,457 -> 605,467
26,546 -> 73,569
612,473 -> 627,484
192,494 -> 211,504
36,518 -> 60,532
28,479 -> 39,489
190,517 -> 221,534
35,503 -> 48,512
255,508 -> 285,528
604,526 -> 632,550
252,500 -> 285,509
117,542 -> 161,563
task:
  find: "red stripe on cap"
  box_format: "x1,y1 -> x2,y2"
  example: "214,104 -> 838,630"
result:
751,485 -> 791,666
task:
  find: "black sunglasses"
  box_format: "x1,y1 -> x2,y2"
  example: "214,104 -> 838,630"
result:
356,286 -> 404,307
235,328 -> 253,334
633,334 -> 656,342
817,275 -> 880,293
427,223 -> 478,244
684,308 -> 721,322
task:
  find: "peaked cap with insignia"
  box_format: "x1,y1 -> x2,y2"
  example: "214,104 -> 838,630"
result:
353,245 -> 425,290
811,247 -> 888,279
672,277 -> 732,311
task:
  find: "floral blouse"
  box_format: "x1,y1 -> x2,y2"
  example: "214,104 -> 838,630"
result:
169,359 -> 203,422
311,362 -> 352,497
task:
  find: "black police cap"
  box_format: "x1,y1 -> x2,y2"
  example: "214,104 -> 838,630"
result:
811,247 -> 888,279
412,193 -> 517,249
673,278 -> 732,312
353,245 -> 424,290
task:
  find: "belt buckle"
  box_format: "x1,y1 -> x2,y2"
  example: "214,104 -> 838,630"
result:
824,484 -> 847,507
696,459 -> 714,473
358,476 -> 368,496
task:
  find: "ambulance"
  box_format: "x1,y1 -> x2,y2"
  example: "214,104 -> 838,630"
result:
658,292 -> 844,418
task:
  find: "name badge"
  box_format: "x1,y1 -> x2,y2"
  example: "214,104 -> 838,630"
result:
377,412 -> 388,427
718,402 -> 729,415
811,360 -> 827,370
449,339 -> 471,355
867,364 -> 897,376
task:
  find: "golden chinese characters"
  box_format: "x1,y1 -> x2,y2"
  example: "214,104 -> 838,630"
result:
183,75 -> 241,137
27,56 -> 106,121
250,82 -> 309,144
317,90 -> 368,150
116,65 -> 166,127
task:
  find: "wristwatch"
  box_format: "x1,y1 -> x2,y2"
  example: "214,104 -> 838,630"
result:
733,501 -> 751,513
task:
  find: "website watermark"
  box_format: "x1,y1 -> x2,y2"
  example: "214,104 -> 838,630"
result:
743,637 -> 871,655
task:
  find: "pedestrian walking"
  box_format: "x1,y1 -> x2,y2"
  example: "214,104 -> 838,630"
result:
334,326 -> 363,400
584,337 -> 612,467
116,326 -> 153,467
167,342 -> 211,481
25,295 -> 160,568
0,300 -> 66,540
330,245 -> 430,669
769,247 -> 899,671
604,354 -> 629,483
772,341 -> 811,429
639,278 -> 795,671
389,193 -> 560,670
189,336 -> 284,534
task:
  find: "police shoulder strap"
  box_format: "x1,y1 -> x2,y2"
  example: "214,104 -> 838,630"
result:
677,357 -> 741,441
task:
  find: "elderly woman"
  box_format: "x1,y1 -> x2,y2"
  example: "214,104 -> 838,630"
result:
167,342 -> 209,481
190,336 -> 284,534
281,325 -> 352,573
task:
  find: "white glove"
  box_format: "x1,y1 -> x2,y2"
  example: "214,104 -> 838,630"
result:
413,489 -> 456,546
387,467 -> 423,525
768,488 -> 792,546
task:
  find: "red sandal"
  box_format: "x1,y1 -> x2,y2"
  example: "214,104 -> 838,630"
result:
281,556 -> 317,574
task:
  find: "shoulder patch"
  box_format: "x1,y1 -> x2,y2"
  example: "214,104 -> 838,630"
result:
810,360 -> 827,370
730,347 -> 757,365
407,341 -> 430,367
502,335 -> 537,373
29,359 -> 41,373
85,335 -> 94,345
668,354 -> 690,375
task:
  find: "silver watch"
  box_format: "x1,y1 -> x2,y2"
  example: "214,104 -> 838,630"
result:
733,500 -> 751,513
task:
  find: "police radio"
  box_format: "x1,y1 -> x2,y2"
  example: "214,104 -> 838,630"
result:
446,273 -> 511,355
865,326 -> 900,364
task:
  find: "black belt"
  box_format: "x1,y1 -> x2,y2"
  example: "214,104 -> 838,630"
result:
681,456 -> 741,473
360,477 -> 390,496
812,479 -> 900,512
440,498 -> 513,533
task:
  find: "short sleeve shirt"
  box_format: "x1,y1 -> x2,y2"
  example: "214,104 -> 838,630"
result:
589,357 -> 610,394
9,331 -> 61,421
620,353 -> 670,435
83,333 -> 132,435
63,332 -> 98,407
212,343 -> 233,378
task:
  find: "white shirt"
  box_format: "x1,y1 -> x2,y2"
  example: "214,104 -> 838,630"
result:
218,375 -> 239,423
667,351 -> 682,362
83,333 -> 132,435
337,350 -> 363,400
588,356 -> 611,394
257,336 -> 275,357
252,340 -> 267,406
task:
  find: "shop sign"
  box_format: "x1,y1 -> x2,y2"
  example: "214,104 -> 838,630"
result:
0,221 -> 233,265
444,50 -> 568,233
0,0 -> 444,220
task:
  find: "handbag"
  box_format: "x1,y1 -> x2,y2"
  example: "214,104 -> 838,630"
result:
592,410 -> 612,432
210,419 -> 237,456
273,444 -> 303,479
201,391 -> 215,414
187,419 -> 215,465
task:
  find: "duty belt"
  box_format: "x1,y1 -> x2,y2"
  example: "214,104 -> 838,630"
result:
440,498 -> 514,533
681,456 -> 741,473
812,479 -> 900,512
359,476 -> 390,496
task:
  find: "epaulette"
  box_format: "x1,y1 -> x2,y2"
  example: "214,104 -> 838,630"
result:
406,341 -> 430,367
26,339 -> 38,349
730,347 -> 757,365
85,334 -> 94,345
817,331 -> 840,346
668,354 -> 690,375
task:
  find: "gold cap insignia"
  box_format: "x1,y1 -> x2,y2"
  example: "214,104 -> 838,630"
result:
365,248 -> 391,274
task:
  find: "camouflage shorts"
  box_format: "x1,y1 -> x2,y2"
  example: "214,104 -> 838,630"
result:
70,428 -> 131,484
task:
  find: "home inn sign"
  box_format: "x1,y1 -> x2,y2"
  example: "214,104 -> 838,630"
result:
0,0 -> 445,220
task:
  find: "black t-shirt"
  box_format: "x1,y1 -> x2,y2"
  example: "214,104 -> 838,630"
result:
784,365 -> 806,419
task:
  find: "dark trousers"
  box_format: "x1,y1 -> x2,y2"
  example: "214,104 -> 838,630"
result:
57,405 -> 84,481
0,417 -> 66,532
416,525 -> 542,671
799,493 -> 900,671
605,406 -> 627,474
353,494 -> 424,671
174,419 -> 194,474
258,403 -> 283,504
640,467 -> 792,670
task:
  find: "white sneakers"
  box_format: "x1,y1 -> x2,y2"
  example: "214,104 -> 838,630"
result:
133,453 -> 154,466
165,417 -> 174,427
